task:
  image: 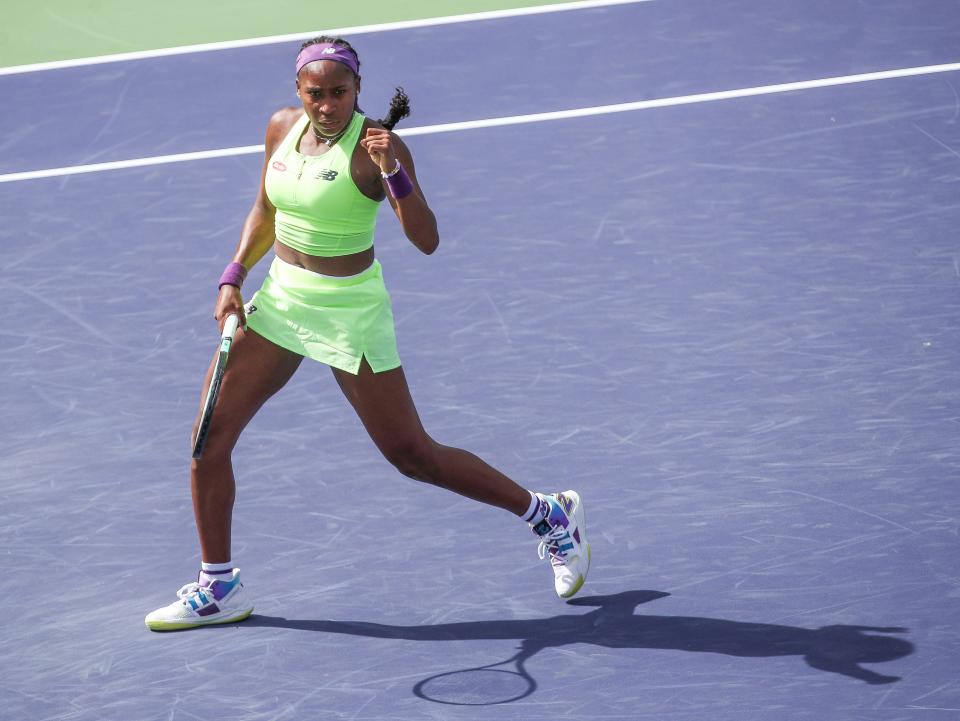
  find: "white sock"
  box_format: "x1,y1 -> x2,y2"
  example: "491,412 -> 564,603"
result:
200,560 -> 234,574
522,492 -> 547,525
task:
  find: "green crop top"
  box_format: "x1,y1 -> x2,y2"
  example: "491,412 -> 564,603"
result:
265,111 -> 381,257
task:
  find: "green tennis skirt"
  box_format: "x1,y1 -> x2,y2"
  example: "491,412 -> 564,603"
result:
244,256 -> 401,374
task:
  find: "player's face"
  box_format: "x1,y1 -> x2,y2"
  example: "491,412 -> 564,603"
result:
296,61 -> 360,138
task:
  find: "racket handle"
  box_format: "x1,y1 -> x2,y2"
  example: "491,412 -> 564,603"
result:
222,313 -> 240,340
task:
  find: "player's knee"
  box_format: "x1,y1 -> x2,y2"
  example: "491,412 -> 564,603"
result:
189,418 -> 238,464
383,437 -> 437,481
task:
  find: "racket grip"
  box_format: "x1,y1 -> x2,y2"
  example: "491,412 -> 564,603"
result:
222,313 -> 240,340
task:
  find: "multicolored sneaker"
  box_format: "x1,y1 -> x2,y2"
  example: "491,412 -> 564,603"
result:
531,490 -> 590,599
144,569 -> 253,631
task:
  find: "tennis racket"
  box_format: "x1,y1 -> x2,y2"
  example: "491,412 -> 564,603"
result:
413,643 -> 538,706
191,313 -> 240,459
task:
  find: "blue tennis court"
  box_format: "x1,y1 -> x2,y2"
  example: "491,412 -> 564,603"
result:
2,1 -> 959,718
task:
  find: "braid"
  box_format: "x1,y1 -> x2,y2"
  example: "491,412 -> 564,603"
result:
380,87 -> 411,130
297,37 -> 412,130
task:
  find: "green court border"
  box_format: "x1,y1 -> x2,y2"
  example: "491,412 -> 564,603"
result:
2,0 -> 585,68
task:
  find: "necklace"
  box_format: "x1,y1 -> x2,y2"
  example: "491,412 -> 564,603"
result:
312,123 -> 348,147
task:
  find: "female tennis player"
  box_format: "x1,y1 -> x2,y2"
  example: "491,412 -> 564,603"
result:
145,37 -> 589,631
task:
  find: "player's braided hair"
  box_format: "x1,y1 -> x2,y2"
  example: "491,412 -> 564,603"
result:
299,36 -> 411,130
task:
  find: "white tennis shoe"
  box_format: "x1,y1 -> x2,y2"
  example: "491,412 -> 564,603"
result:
531,491 -> 591,599
145,568 -> 253,631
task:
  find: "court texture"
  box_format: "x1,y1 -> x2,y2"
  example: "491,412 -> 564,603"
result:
1,1 -> 959,719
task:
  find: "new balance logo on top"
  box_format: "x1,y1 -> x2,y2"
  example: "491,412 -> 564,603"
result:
557,493 -> 575,515
315,169 -> 339,181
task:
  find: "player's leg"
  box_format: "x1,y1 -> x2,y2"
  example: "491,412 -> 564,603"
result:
190,326 -> 303,562
331,360 -> 590,598
146,328 -> 302,631
331,360 -> 531,513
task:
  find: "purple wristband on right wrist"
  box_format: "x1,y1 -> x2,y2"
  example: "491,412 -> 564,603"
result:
218,262 -> 247,289
384,163 -> 414,200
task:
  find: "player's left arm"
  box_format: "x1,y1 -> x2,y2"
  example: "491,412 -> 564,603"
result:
361,128 -> 439,254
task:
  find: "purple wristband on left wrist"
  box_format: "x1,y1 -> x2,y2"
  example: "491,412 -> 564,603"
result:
383,162 -> 414,200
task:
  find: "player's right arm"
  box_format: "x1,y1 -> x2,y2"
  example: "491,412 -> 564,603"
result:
214,108 -> 303,328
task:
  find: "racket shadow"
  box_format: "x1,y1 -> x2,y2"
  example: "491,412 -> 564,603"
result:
246,589 -> 913,701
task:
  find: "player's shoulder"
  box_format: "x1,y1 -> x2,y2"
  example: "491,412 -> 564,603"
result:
267,106 -> 305,137
263,107 -> 305,154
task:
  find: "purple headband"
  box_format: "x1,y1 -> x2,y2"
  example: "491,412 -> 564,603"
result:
295,43 -> 359,76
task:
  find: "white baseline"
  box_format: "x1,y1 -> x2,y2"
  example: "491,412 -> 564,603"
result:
1,61 -> 958,185
0,0 -> 652,77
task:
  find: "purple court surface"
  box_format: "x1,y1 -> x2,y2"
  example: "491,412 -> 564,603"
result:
2,1 -> 959,719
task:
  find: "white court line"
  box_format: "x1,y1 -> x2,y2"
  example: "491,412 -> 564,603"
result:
0,0 -> 651,77
2,61 -> 959,184
0,145 -> 268,184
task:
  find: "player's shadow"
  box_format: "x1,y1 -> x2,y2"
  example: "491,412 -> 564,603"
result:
247,590 -> 912,693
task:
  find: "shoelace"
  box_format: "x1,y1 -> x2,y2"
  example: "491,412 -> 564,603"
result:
176,582 -> 214,607
538,526 -> 571,567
